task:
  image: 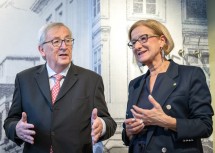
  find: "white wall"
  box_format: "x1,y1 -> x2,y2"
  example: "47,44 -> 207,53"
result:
0,0 -> 43,58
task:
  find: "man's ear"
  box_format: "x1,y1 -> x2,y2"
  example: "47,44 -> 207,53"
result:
38,45 -> 46,60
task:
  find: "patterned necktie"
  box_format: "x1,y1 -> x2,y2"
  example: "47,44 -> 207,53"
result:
51,74 -> 63,103
50,74 -> 63,153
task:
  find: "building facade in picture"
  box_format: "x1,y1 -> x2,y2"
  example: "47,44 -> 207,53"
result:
0,0 -> 211,153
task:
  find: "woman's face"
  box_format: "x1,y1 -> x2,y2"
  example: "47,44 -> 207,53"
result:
130,25 -> 165,65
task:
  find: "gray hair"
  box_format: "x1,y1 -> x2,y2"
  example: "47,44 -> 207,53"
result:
38,22 -> 72,46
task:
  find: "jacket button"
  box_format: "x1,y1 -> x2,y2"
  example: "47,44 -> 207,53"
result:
166,105 -> 171,110
162,147 -> 167,153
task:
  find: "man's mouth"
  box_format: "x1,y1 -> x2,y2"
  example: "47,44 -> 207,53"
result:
59,54 -> 67,56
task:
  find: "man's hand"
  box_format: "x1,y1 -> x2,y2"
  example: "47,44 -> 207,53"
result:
16,112 -> 36,144
91,108 -> 103,145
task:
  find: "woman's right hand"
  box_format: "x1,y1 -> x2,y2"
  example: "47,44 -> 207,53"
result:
124,118 -> 145,140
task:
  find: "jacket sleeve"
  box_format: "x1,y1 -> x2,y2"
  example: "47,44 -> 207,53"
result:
93,76 -> 117,141
4,74 -> 24,146
121,79 -> 136,146
122,123 -> 131,146
176,67 -> 213,140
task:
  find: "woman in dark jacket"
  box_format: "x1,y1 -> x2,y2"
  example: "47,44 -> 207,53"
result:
122,19 -> 213,153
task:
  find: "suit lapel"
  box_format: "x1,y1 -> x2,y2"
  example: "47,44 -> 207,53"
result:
34,63 -> 78,106
131,82 -> 144,106
153,60 -> 179,107
55,63 -> 78,102
129,72 -> 149,111
34,65 -> 52,106
152,75 -> 177,107
145,60 -> 179,146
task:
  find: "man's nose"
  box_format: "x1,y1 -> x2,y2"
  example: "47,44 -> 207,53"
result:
60,40 -> 67,48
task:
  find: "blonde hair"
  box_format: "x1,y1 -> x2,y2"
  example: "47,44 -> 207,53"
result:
128,19 -> 174,55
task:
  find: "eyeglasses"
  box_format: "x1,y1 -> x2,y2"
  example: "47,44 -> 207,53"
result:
127,34 -> 159,49
42,38 -> 74,47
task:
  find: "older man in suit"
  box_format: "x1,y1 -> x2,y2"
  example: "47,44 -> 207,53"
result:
4,22 -> 116,153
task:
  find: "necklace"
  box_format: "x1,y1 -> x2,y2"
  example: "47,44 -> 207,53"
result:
149,61 -> 164,76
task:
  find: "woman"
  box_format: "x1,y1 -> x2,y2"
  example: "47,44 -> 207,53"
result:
122,19 -> 213,153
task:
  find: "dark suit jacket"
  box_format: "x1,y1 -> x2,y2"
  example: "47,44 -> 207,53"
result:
4,62 -> 116,153
122,60 -> 213,153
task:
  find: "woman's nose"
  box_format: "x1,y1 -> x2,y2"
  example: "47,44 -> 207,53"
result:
133,41 -> 143,49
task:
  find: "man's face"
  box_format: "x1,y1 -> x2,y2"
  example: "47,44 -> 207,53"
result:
39,26 -> 73,73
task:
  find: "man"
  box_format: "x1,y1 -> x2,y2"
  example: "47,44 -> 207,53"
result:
4,22 -> 116,153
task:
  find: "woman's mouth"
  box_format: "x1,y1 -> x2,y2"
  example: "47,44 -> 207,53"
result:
137,50 -> 146,56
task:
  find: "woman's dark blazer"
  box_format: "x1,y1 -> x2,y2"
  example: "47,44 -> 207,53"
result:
122,60 -> 213,153
4,62 -> 116,153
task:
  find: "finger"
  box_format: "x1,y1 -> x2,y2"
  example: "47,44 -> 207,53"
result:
148,95 -> 160,109
25,135 -> 34,141
22,132 -> 34,143
127,122 -> 144,134
27,140 -> 34,144
24,135 -> 34,144
24,123 -> 35,129
91,118 -> 100,129
92,136 -> 98,145
92,138 -> 97,145
124,118 -> 136,125
135,125 -> 145,134
91,108 -> 98,121
132,105 -> 144,114
126,118 -> 143,130
91,118 -> 102,145
21,112 -> 27,123
25,129 -> 36,135
92,133 -> 100,144
91,124 -> 101,136
130,109 -> 143,119
91,122 -> 102,144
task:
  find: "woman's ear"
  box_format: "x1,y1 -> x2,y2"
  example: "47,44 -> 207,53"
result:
160,35 -> 168,52
160,35 -> 167,46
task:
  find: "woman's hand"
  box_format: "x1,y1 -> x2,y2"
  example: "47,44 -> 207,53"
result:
131,95 -> 176,131
124,118 -> 145,140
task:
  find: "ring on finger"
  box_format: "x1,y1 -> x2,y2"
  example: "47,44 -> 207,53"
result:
140,119 -> 143,124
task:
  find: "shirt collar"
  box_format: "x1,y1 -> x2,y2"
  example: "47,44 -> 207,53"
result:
46,63 -> 71,78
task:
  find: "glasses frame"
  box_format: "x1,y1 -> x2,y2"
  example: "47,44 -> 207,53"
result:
42,38 -> 75,47
127,34 -> 159,49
